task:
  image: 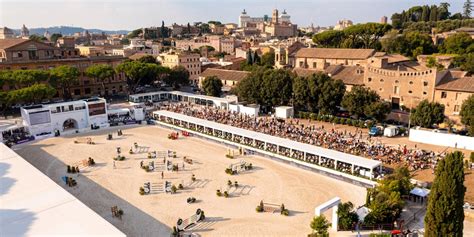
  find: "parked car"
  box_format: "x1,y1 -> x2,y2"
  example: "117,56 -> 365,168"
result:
369,126 -> 383,136
383,126 -> 399,137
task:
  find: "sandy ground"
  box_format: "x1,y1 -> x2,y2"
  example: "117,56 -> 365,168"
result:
14,125 -> 366,237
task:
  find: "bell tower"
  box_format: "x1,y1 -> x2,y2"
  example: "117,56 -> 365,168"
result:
272,9 -> 279,25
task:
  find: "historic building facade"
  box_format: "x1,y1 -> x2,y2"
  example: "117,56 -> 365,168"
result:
0,38 -> 126,98
159,51 -> 202,83
294,48 -> 376,69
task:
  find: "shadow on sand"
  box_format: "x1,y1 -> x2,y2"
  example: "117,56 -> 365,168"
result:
17,143 -> 172,237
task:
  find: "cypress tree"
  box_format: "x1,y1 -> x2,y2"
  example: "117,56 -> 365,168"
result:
246,49 -> 253,65
253,52 -> 260,65
425,151 -> 465,237
430,5 -> 438,22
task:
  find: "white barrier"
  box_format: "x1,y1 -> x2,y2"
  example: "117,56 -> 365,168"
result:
409,129 -> 474,151
154,119 -> 378,187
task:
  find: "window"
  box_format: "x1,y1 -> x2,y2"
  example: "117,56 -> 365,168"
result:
380,79 -> 384,82
299,61 -> 304,67
393,86 -> 400,94
408,90 -> 412,94
423,91 -> 427,95
395,80 -> 399,84
409,81 -> 413,85
423,81 -> 428,86
454,105 -> 460,112
73,89 -> 80,96
85,88 -> 91,94
312,62 -> 317,68
68,105 -> 74,111
455,92 -> 461,100
441,91 -> 447,98
379,88 -> 383,92
368,78 -> 372,82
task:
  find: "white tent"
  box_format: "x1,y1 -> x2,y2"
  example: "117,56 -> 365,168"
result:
410,187 -> 430,198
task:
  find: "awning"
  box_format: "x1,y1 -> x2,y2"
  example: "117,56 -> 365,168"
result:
410,187 -> 430,197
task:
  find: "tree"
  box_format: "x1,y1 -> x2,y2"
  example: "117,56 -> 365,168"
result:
310,215 -> 330,236
453,53 -> 474,74
127,28 -> 142,39
253,52 -> 260,65
120,38 -> 130,45
165,66 -> 189,89
50,33 -> 63,43
316,75 -> 346,115
343,23 -> 392,49
364,167 -> 411,225
460,95 -> 474,136
235,67 -> 293,109
19,83 -> 56,104
341,86 -> 380,119
235,67 -> 265,104
7,70 -> 50,89
49,65 -> 80,100
382,31 -> 436,58
365,101 -> 392,122
29,34 -> 47,42
246,49 -> 254,65
425,151 -> 465,237
136,55 -> 160,64
410,100 -> 445,128
292,76 -> 310,112
464,0 -> 473,18
160,21 -> 168,38
201,76 -> 223,97
116,61 -> 162,94
260,51 -> 275,67
438,2 -> 451,20
439,32 -> 474,55
259,68 -> 292,108
337,202 -> 359,231
312,30 -> 345,48
85,64 -> 115,97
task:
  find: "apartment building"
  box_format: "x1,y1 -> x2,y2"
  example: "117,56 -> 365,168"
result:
199,68 -> 249,91
294,48 -> 376,69
0,38 -> 126,98
159,52 -> 202,84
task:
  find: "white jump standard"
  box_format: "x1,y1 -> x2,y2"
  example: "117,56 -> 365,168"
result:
153,110 -> 382,187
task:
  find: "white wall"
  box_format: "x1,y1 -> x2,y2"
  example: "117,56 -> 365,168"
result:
409,129 -> 474,151
239,105 -> 259,117
275,106 -> 294,119
51,110 -> 89,132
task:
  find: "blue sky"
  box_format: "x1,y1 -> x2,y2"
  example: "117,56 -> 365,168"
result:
0,0 -> 465,30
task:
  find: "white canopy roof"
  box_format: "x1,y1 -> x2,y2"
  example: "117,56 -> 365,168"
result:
129,91 -> 237,104
410,187 -> 430,197
154,110 -> 381,169
0,143 -> 126,237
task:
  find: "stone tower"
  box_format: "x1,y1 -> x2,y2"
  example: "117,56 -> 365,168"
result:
272,9 -> 279,25
20,24 -> 29,38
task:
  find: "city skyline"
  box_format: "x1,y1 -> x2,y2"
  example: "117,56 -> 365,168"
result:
0,0 -> 465,31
